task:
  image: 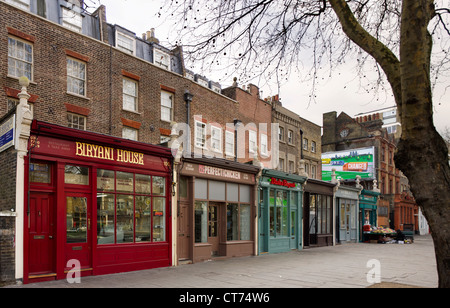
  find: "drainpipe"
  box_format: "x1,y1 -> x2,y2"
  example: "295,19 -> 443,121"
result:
184,90 -> 193,151
233,119 -> 242,162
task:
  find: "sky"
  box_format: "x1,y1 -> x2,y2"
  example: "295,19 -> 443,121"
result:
92,0 -> 449,134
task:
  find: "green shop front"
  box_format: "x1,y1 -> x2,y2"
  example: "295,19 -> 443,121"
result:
258,169 -> 307,254
359,189 -> 380,242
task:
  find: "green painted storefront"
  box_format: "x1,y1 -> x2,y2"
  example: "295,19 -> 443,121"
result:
359,189 -> 380,242
258,169 -> 307,254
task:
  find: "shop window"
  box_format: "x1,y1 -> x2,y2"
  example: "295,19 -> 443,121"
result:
66,197 -> 88,243
65,165 -> 89,185
29,162 -> 51,184
310,194 -> 332,235
8,36 -> 33,80
269,189 -> 288,237
97,170 -> 167,245
227,203 -> 251,241
194,201 -> 207,243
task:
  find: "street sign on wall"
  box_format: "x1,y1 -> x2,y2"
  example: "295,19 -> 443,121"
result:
0,115 -> 15,153
322,147 -> 375,181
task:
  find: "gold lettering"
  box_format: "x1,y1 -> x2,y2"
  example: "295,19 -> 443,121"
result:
86,144 -> 93,158
76,142 -> 84,157
116,149 -> 123,162
97,146 -> 104,159
139,154 -> 144,165
105,147 -> 113,160
92,145 -> 98,158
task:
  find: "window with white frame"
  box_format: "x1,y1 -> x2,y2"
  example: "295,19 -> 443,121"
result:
67,57 -> 86,96
249,130 -> 257,154
116,32 -> 135,55
123,78 -> 138,112
278,126 -> 284,142
161,91 -> 173,122
260,133 -> 268,156
195,121 -> 207,148
8,36 -> 33,80
288,130 -> 294,144
5,0 -> 30,10
62,7 -> 83,33
122,127 -> 138,141
311,165 -> 317,179
154,49 -> 170,70
67,112 -> 86,130
303,138 -> 308,151
225,131 -> 235,157
210,126 -> 222,152
311,141 -> 316,153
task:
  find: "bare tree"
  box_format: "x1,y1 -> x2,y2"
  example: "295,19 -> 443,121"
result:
161,0 -> 450,287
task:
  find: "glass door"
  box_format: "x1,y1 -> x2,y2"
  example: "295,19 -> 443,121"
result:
65,193 -> 92,271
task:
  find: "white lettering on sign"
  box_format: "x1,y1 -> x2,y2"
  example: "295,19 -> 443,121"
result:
198,165 -> 241,180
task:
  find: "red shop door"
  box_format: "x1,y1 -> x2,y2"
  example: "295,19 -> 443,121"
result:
29,193 -> 56,275
65,194 -> 92,272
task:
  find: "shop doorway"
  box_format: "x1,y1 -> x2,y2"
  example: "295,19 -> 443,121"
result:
28,192 -> 56,276
208,203 -> 220,256
177,201 -> 191,260
65,193 -> 92,272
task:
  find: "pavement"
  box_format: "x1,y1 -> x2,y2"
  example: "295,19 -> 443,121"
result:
4,234 -> 438,289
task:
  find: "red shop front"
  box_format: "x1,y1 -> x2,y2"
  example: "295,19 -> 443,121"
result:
23,121 -> 173,284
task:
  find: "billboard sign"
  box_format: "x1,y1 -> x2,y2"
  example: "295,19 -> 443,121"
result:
322,147 -> 375,181
0,115 -> 15,153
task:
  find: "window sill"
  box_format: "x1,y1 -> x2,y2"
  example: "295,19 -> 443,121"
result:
122,108 -> 142,115
7,75 -> 37,85
66,92 -> 91,101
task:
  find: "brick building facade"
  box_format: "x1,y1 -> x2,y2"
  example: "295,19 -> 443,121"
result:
0,0 -> 277,283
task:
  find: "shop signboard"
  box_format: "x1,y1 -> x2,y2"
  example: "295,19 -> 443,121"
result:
322,147 -> 375,181
0,115 -> 15,153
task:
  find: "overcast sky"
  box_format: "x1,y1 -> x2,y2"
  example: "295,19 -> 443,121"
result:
93,0 -> 449,134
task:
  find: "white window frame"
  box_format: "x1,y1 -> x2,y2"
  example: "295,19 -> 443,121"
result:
5,0 -> 30,10
116,32 -> 136,55
225,131 -> 235,157
278,126 -> 284,142
195,121 -> 207,149
67,112 -> 86,130
311,141 -> 316,153
67,57 -> 87,97
154,49 -> 170,70
210,126 -> 222,153
161,91 -> 173,122
288,130 -> 294,144
303,138 -> 308,151
123,78 -> 138,112
122,126 -> 138,141
260,133 -> 268,156
8,36 -> 33,80
249,130 -> 257,154
62,7 -> 83,33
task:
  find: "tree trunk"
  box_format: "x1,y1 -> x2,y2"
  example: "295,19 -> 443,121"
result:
396,0 -> 450,288
330,0 -> 450,287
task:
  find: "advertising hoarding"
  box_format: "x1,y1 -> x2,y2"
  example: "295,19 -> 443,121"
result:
322,147 -> 375,181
